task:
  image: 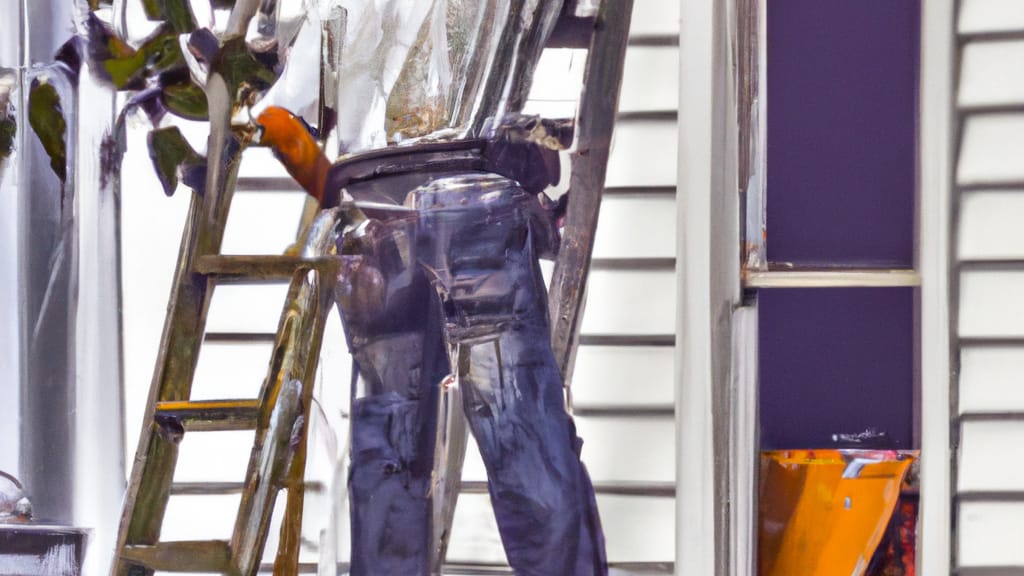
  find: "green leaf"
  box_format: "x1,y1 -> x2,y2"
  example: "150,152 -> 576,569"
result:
103,51 -> 148,89
28,81 -> 67,182
141,0 -> 198,33
214,37 -> 279,102
142,33 -> 185,72
161,81 -> 209,120
141,0 -> 162,19
0,115 -> 14,162
101,27 -> 185,89
147,126 -> 206,196
165,0 -> 199,33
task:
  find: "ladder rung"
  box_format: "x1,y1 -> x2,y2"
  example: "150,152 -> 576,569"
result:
170,480 -> 327,495
120,540 -> 231,572
155,400 -> 260,432
195,255 -> 336,282
205,332 -> 278,343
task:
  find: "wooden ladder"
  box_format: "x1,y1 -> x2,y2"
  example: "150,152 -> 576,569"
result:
111,146 -> 344,576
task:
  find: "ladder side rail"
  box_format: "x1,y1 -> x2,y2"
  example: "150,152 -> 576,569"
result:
273,267 -> 337,576
114,105 -> 246,575
547,0 -> 636,384
230,208 -> 343,575
115,137 -> 244,573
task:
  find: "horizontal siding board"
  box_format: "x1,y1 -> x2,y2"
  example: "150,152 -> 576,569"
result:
958,502 -> 1024,567
959,271 -> 1024,337
605,121 -> 678,188
959,0 -> 1024,34
630,0 -> 680,37
959,421 -> 1024,491
580,268 -> 676,335
959,41 -> 1024,107
575,416 -> 675,483
619,47 -> 679,112
960,346 -> 1024,413
957,115 -> 1024,185
460,414 -> 674,485
571,345 -> 674,407
592,195 -> 677,259
959,191 -> 1024,259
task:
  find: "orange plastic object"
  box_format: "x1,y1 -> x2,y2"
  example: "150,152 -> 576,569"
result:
758,450 -> 916,576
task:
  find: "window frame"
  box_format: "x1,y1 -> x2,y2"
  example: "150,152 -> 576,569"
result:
676,0 -> 955,573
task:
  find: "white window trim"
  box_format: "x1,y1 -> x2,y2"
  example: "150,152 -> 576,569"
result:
677,0 -> 742,574
919,0 -> 954,573
679,0 -> 955,573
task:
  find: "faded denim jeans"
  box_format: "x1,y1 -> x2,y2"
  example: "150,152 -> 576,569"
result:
337,174 -> 606,575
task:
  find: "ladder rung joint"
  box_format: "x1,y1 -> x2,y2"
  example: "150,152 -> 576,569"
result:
120,540 -> 232,572
170,480 -> 326,496
155,399 -> 260,432
195,255 -> 338,281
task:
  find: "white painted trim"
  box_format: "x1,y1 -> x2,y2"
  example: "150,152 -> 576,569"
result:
677,0 -> 717,571
730,307 -> 758,576
918,0 -> 954,573
744,269 -> 921,288
678,0 -> 740,572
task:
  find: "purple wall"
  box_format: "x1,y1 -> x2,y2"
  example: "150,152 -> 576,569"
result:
759,288 -> 914,450
766,0 -> 919,267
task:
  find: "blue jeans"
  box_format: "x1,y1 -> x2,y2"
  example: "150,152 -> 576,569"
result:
338,174 -> 606,575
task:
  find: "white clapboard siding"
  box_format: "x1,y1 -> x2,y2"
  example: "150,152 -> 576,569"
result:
620,47 -> 680,112
958,191 -> 1024,260
958,502 -> 1024,567
575,416 -> 676,483
957,115 -> 1024,186
605,120 -> 679,188
953,5 -> 1024,570
580,268 -> 676,335
958,0 -> 1024,34
959,41 -> 1024,107
959,421 -> 1024,491
960,346 -> 1024,413
959,271 -> 1024,338
630,0 -> 680,37
457,412 -> 677,484
593,194 -> 677,259
571,345 -> 675,407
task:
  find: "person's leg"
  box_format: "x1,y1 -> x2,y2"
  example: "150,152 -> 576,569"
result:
416,178 -> 607,575
456,327 -> 606,575
336,218 -> 448,575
